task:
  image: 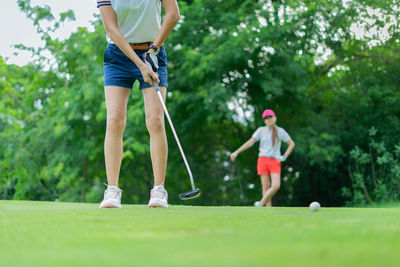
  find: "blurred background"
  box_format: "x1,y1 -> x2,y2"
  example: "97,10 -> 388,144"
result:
1,0 -> 399,207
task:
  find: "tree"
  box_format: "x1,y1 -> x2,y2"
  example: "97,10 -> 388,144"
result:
1,0 -> 399,206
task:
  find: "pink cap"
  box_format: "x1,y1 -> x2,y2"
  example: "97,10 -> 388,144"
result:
262,109 -> 276,119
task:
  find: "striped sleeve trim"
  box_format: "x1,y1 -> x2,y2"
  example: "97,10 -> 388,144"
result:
97,1 -> 111,8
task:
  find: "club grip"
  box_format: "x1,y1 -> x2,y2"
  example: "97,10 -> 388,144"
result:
152,79 -> 160,92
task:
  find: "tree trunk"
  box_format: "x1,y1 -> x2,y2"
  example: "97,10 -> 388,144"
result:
82,155 -> 88,202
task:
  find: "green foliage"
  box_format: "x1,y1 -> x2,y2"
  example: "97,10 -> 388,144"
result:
1,2 -> 108,202
1,0 -> 399,206
343,128 -> 400,205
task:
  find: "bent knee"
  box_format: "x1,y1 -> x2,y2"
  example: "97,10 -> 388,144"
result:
272,184 -> 281,191
107,114 -> 126,132
146,115 -> 164,133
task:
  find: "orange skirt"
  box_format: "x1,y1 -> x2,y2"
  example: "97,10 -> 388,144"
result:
257,157 -> 281,175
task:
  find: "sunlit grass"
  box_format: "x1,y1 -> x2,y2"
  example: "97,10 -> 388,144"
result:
1,201 -> 399,266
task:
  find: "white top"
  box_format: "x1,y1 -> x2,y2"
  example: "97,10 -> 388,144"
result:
97,0 -> 162,44
252,126 -> 291,158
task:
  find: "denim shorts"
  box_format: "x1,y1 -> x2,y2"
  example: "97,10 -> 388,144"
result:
103,44 -> 168,89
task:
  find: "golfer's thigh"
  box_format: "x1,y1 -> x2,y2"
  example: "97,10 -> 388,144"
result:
270,173 -> 281,190
104,86 -> 130,118
142,86 -> 167,115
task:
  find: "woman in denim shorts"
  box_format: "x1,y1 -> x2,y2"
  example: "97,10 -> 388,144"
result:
97,0 -> 180,209
230,109 -> 295,207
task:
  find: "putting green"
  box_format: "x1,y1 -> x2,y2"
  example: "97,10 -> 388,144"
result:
1,201 -> 399,266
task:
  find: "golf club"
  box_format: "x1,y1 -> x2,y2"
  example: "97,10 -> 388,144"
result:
152,79 -> 201,200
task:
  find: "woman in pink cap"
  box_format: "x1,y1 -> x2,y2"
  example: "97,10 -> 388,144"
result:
230,109 -> 295,207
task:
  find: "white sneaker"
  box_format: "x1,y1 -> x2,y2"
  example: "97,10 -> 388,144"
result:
254,201 -> 262,207
99,185 -> 122,208
148,184 -> 168,208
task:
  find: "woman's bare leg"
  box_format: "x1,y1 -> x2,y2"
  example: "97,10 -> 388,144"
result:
104,86 -> 130,186
142,86 -> 167,186
259,173 -> 281,206
260,175 -> 272,207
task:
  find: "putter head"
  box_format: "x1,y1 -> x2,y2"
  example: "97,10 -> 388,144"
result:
179,188 -> 201,200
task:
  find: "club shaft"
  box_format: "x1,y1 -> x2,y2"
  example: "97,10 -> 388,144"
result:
154,81 -> 196,190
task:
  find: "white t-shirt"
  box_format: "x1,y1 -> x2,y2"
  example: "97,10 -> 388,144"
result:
97,0 -> 162,44
252,126 -> 291,158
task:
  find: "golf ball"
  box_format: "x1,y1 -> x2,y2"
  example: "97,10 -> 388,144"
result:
254,201 -> 262,207
309,201 -> 320,211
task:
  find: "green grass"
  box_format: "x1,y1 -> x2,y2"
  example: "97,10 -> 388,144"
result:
1,201 -> 400,267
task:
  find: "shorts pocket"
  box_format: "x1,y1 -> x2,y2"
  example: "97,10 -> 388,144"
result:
157,47 -> 168,67
103,45 -> 112,63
